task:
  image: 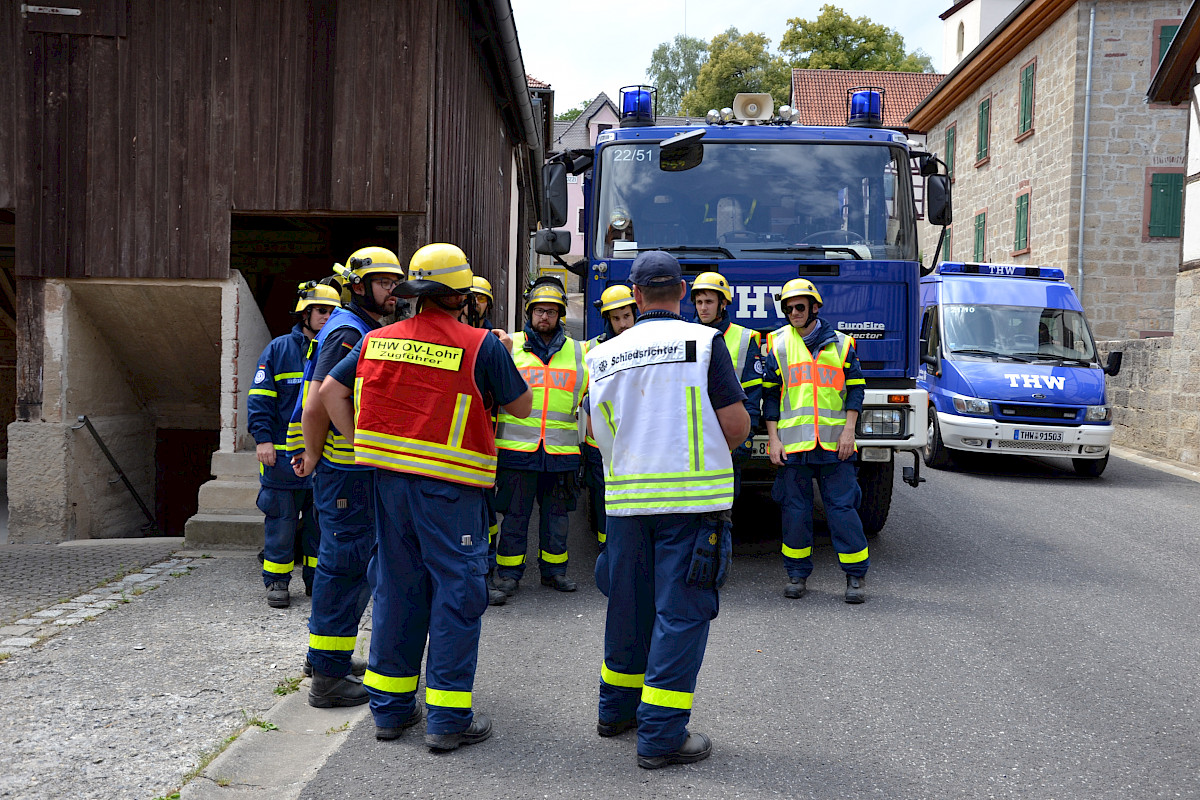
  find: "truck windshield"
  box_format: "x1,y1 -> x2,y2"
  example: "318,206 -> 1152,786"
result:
593,141 -> 916,261
942,304 -> 1098,363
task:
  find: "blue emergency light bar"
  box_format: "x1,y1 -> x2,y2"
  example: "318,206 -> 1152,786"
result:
938,262 -> 1066,281
619,85 -> 656,128
847,87 -> 883,127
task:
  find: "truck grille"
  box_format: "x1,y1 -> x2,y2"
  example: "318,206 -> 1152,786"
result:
997,404 -> 1079,421
996,440 -> 1073,452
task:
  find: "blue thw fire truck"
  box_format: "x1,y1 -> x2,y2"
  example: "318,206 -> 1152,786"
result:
536,86 -> 954,534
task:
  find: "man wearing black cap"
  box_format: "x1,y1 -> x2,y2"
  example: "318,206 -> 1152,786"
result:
584,250 -> 750,770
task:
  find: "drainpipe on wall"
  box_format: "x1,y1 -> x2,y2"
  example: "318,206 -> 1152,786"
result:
1076,3 -> 1097,305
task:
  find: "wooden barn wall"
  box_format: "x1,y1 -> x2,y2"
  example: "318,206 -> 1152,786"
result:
1,4 -> 16,210
428,0 -> 518,324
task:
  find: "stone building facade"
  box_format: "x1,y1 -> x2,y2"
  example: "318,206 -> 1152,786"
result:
910,0 -> 1188,340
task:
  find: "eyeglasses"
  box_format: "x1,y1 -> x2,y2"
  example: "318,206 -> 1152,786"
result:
783,303 -> 809,315
531,308 -> 559,318
372,278 -> 400,291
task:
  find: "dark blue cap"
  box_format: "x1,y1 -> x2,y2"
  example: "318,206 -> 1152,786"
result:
629,250 -> 682,287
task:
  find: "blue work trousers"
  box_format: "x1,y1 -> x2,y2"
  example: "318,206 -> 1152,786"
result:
365,471 -> 490,734
771,460 -> 869,580
308,463 -> 376,678
495,468 -> 570,580
596,513 -> 719,758
583,444 -> 607,547
258,487 -> 319,588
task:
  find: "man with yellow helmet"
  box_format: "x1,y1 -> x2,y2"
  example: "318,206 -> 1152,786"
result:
319,243 -> 532,750
690,272 -> 764,500
579,285 -> 637,547
493,276 -> 588,596
763,278 -> 869,604
249,280 -> 341,608
469,276 -> 495,329
288,246 -> 404,708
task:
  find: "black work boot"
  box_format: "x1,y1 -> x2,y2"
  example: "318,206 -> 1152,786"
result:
266,581 -> 290,609
304,654 -> 367,677
425,711 -> 493,751
637,732 -> 712,769
376,704 -> 425,741
488,588 -> 508,606
540,574 -> 577,592
783,577 -> 806,599
308,671 -> 369,708
845,574 -> 866,604
492,577 -> 519,596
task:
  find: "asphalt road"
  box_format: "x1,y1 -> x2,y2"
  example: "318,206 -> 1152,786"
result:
300,453 -> 1200,799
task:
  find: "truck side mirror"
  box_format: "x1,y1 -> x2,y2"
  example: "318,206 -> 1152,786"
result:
542,163 -> 568,229
534,228 -> 571,256
926,175 -> 952,226
921,353 -> 940,368
1104,351 -> 1122,376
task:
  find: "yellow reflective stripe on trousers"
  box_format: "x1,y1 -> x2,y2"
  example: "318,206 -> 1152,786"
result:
249,388 -> 278,397
363,670 -> 419,695
781,543 -> 812,559
540,550 -> 567,564
601,663 -> 644,688
641,685 -> 693,710
839,546 -> 869,564
263,559 -> 293,574
597,530 -> 606,543
309,634 -> 357,652
303,556 -> 318,568
426,688 -> 472,708
496,553 -> 525,566
489,523 -> 498,542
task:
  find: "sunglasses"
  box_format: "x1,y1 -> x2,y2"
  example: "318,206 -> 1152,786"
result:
783,302 -> 810,315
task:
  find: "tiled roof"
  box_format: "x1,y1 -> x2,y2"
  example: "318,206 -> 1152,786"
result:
790,69 -> 945,132
527,74 -> 551,89
552,92 -> 617,151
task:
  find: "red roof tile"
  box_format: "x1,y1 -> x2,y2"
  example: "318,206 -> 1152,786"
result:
527,74 -> 551,89
790,69 -> 945,132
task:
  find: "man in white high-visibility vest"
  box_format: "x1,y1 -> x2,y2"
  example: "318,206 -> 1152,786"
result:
585,250 -> 750,770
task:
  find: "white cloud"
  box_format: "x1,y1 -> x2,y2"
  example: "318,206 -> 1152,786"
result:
511,0 -> 947,111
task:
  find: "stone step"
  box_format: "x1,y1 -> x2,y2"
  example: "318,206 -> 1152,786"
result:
184,513 -> 262,548
211,450 -> 261,479
196,479 -> 259,513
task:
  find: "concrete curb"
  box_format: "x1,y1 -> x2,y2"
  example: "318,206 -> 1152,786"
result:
1111,445 -> 1200,484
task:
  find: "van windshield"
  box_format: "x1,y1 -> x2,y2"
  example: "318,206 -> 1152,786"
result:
942,304 -> 1098,363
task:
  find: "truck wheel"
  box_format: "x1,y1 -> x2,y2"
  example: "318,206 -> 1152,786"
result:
923,411 -> 955,470
857,460 -> 894,539
1072,454 -> 1108,477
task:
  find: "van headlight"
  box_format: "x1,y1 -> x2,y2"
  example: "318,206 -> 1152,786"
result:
1086,405 -> 1111,422
952,397 -> 992,416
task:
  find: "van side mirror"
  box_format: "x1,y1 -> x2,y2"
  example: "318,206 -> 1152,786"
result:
534,228 -> 571,256
926,175 -> 952,226
921,353 -> 940,368
542,163 -> 568,229
1104,351 -> 1122,376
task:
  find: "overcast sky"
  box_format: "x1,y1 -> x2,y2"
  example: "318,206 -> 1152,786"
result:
510,0 -> 949,112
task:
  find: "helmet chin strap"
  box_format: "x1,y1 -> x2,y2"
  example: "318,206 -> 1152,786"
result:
300,309 -> 319,336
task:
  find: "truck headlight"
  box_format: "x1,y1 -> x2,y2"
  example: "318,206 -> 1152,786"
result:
858,409 -> 902,436
952,397 -> 992,416
1086,405 -> 1111,422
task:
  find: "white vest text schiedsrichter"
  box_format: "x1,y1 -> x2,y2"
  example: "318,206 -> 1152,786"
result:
585,318 -> 734,517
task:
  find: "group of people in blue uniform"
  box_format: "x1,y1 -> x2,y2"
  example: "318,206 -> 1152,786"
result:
245,242 -> 870,767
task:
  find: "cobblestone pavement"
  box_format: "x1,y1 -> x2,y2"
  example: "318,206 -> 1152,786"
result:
0,538 -> 183,626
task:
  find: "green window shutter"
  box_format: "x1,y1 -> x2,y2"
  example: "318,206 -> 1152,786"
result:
1148,172 -> 1184,237
1019,64 -> 1034,134
946,225 -> 952,260
946,126 -> 956,180
1015,194 -> 1029,251
974,212 -> 986,260
977,99 -> 990,161
1160,25 -> 1180,66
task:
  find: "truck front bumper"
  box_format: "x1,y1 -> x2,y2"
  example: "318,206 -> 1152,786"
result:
937,411 -> 1113,459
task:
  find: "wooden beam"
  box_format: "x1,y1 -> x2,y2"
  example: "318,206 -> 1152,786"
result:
15,278 -> 44,422
0,269 -> 16,307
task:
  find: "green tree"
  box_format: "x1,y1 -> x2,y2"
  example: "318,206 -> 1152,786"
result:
681,28 -> 791,117
646,35 -> 709,115
781,5 -> 935,72
556,100 -> 590,122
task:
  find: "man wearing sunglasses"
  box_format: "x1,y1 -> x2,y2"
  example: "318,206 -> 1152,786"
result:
763,279 -> 869,604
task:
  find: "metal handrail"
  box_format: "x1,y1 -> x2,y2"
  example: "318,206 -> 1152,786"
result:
71,415 -> 159,534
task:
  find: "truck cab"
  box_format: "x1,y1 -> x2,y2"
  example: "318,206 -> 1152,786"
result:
918,262 -> 1122,477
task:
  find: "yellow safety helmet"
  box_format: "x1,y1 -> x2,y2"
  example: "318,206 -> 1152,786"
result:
525,276 -> 568,315
690,271 -> 732,304
471,275 -> 494,302
347,246 -> 405,281
294,282 -> 343,313
595,284 -> 635,315
394,243 -> 474,296
778,278 -> 824,308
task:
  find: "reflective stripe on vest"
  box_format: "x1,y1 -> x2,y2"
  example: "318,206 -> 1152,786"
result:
773,327 -> 854,453
723,323 -> 757,378
496,333 -> 585,456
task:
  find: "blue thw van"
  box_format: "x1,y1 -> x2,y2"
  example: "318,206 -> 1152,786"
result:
917,262 -> 1122,477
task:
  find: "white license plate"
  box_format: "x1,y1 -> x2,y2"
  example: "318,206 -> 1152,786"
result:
1015,429 -> 1063,442
749,435 -> 772,458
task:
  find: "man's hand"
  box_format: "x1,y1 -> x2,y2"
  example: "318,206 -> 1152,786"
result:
836,426 -> 856,461
492,328 -> 514,353
768,432 -> 785,467
256,441 -> 276,468
292,451 -> 318,478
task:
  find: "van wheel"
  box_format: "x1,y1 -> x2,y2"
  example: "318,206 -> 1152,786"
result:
1072,454 -> 1108,477
923,411 -> 955,469
857,460 -> 893,539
